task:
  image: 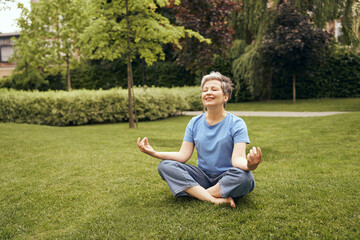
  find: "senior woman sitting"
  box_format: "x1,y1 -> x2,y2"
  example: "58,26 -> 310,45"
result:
137,71 -> 262,208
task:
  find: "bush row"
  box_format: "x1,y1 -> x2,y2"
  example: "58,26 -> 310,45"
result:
0,87 -> 202,126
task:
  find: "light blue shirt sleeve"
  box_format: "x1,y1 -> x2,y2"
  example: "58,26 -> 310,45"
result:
183,117 -> 195,143
232,117 -> 250,144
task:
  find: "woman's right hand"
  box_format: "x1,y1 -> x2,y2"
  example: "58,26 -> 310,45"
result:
137,137 -> 156,156
246,146 -> 262,171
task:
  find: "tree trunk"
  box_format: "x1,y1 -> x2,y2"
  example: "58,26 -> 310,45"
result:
66,54 -> 71,91
127,54 -> 135,128
267,69 -> 273,101
142,57 -> 146,87
125,0 -> 134,128
292,73 -> 296,104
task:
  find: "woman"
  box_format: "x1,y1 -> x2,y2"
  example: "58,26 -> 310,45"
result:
137,72 -> 262,208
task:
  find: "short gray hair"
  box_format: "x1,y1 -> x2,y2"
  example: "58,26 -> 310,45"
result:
201,71 -> 234,103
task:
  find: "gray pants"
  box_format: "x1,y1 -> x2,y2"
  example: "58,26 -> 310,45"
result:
158,160 -> 255,198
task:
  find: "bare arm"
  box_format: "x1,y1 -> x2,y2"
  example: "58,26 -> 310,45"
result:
137,137 -> 194,163
232,142 -> 262,171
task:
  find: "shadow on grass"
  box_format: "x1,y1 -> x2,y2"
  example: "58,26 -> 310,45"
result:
163,194 -> 260,211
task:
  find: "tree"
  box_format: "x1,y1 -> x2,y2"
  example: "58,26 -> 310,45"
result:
230,0 -> 359,101
9,3 -> 49,89
259,3 -> 332,103
231,0 -> 269,44
80,0 -> 208,128
171,0 -> 237,76
291,0 -> 359,48
10,0 -> 87,91
341,0 -> 360,48
230,0 -> 270,100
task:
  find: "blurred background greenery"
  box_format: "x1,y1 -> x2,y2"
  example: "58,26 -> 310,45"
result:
0,0 -> 359,102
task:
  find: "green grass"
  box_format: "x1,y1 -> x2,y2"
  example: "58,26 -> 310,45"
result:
1,112 -> 359,239
226,98 -> 360,112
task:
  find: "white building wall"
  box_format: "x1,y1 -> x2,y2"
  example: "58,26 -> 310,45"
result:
1,46 -> 13,62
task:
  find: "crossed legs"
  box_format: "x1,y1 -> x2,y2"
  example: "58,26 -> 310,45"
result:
158,160 -> 255,208
185,184 -> 236,208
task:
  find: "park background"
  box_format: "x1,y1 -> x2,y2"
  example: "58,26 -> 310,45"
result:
0,0 -> 359,239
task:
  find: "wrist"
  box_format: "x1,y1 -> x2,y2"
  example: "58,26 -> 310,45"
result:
232,157 -> 249,171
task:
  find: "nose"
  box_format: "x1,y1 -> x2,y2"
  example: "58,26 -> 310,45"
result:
204,89 -> 213,95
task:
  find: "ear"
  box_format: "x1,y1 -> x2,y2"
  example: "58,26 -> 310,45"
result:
223,93 -> 229,103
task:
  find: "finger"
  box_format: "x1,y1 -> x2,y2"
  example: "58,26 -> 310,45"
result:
247,153 -> 252,162
144,137 -> 149,145
257,147 -> 262,159
250,149 -> 253,156
137,137 -> 144,147
253,146 -> 257,154
137,142 -> 144,152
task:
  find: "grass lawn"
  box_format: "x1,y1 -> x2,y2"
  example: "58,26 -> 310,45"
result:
226,98 -> 360,112
0,112 -> 359,238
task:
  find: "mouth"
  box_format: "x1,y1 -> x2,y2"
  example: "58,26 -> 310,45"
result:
205,97 -> 215,101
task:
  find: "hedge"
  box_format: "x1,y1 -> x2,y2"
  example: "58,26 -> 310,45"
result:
0,87 -> 202,126
271,47 -> 360,100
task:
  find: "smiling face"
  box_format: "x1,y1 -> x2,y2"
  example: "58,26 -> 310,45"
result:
202,80 -> 229,108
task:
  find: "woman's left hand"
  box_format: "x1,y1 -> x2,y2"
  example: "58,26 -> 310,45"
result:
246,147 -> 262,171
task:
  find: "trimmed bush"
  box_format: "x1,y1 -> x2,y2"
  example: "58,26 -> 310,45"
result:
0,87 -> 202,126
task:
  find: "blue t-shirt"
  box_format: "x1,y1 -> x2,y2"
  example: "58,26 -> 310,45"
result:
184,112 -> 250,175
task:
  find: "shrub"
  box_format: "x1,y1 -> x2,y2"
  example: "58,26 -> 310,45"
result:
0,87 -> 202,126
271,46 -> 360,99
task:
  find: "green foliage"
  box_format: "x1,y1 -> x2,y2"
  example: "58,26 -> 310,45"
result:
229,0 -> 272,101
0,87 -> 202,126
294,0 -> 360,48
10,0 -> 87,91
69,59 -> 128,90
231,0 -> 270,43
302,45 -> 360,98
6,63 -> 48,90
170,0 -> 235,73
150,61 -> 195,87
260,3 -> 331,75
230,0 -> 359,101
294,0 -> 346,28
80,0 -> 208,65
231,41 -> 266,101
258,3 -> 332,102
80,0 -> 208,128
341,0 -> 360,48
270,45 -> 360,99
9,4 -> 49,90
68,58 -> 196,90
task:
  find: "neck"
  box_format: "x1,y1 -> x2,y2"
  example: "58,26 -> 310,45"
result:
206,105 -> 227,122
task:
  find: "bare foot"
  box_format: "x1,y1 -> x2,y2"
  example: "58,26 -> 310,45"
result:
214,197 -> 236,208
